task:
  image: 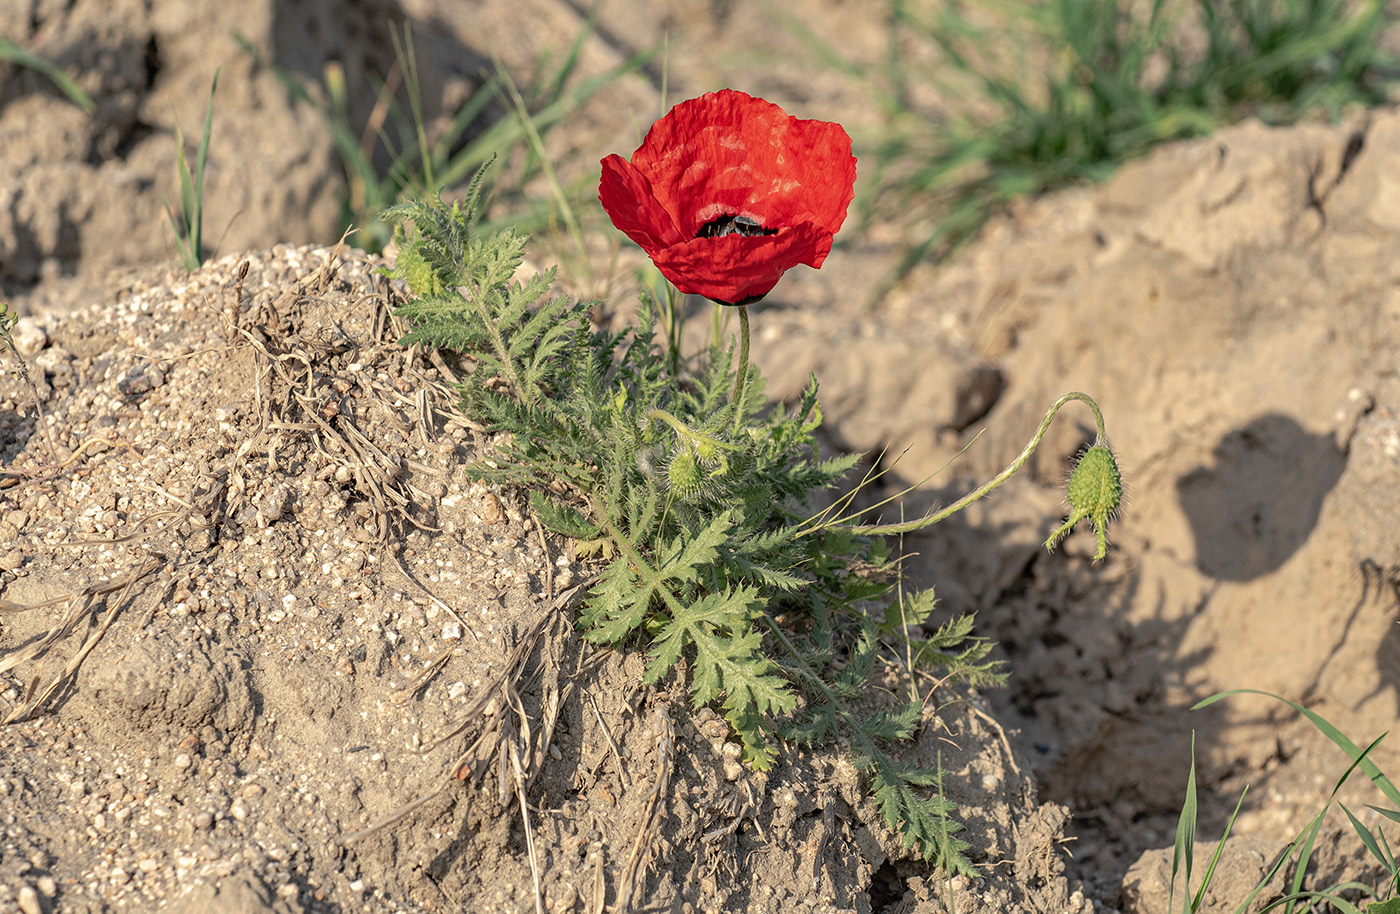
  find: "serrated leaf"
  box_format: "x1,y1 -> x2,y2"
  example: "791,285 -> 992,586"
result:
728,702 -> 778,770
861,701 -> 924,742
573,537 -> 615,561
782,704 -> 839,746
645,585 -> 761,682
658,509 -> 735,579
582,559 -> 654,642
529,491 -> 599,539
865,753 -> 975,875
880,588 -> 939,635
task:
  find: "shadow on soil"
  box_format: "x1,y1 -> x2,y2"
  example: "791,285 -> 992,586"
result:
1177,413 -> 1345,583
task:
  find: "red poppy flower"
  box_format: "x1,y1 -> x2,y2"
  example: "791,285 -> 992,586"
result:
599,89 -> 856,305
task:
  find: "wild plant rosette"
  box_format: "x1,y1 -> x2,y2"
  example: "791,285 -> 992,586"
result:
599,89 -> 857,305
382,90 -> 1117,877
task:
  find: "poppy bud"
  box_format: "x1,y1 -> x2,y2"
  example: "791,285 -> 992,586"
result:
667,449 -> 703,499
1045,443 -> 1123,562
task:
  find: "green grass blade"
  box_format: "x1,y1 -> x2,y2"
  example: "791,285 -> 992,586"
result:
1368,805 -> 1400,826
1231,841 -> 1299,914
1193,785 -> 1250,911
1171,732 -> 1199,914
1285,732 -> 1390,913
189,69 -> 218,266
164,199 -> 192,269
1194,690 -> 1400,807
1261,890 -> 1366,914
0,36 -> 95,112
1343,803 -> 1392,870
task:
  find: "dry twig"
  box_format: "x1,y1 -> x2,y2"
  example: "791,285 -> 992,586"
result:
0,558 -> 161,724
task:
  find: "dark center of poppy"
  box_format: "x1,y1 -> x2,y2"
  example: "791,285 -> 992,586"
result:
695,214 -> 777,239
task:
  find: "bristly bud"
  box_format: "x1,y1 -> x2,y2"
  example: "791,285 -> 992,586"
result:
667,448 -> 704,498
1045,442 -> 1122,562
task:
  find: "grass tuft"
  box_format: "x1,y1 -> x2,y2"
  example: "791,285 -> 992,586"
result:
789,0 -> 1399,286
1172,690 -> 1400,912
165,70 -> 219,271
237,19 -> 652,255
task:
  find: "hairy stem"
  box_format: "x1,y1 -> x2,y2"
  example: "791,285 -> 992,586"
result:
730,304 -> 750,436
826,391 -> 1107,537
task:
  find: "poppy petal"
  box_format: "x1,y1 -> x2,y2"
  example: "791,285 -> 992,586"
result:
649,223 -> 829,305
599,153 -> 686,252
631,91 -> 855,238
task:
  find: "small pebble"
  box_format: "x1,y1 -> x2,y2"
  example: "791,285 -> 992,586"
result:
17,886 -> 41,914
33,345 -> 70,372
480,494 -> 505,524
11,318 -> 48,355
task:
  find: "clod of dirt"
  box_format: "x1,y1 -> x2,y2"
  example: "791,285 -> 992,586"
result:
1119,836 -> 1279,914
77,633 -> 254,734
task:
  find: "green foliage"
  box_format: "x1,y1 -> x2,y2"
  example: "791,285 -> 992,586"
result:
165,70 -> 218,271
786,0 -> 1398,286
238,19 -> 652,254
384,189 -> 1007,874
1169,692 -> 1400,912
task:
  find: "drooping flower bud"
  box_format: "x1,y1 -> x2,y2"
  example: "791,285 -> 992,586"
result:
1045,442 -> 1123,562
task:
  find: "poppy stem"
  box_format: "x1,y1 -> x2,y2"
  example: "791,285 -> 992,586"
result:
730,304 -> 751,435
803,391 -> 1111,537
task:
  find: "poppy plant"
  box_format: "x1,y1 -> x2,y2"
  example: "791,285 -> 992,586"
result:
599,89 -> 856,306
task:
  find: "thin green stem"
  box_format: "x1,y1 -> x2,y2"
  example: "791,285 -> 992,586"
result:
824,391 -> 1107,537
730,304 -> 751,436
761,613 -> 844,706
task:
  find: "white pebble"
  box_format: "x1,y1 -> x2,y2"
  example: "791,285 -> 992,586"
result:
17,886 -> 41,914
11,318 -> 48,355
